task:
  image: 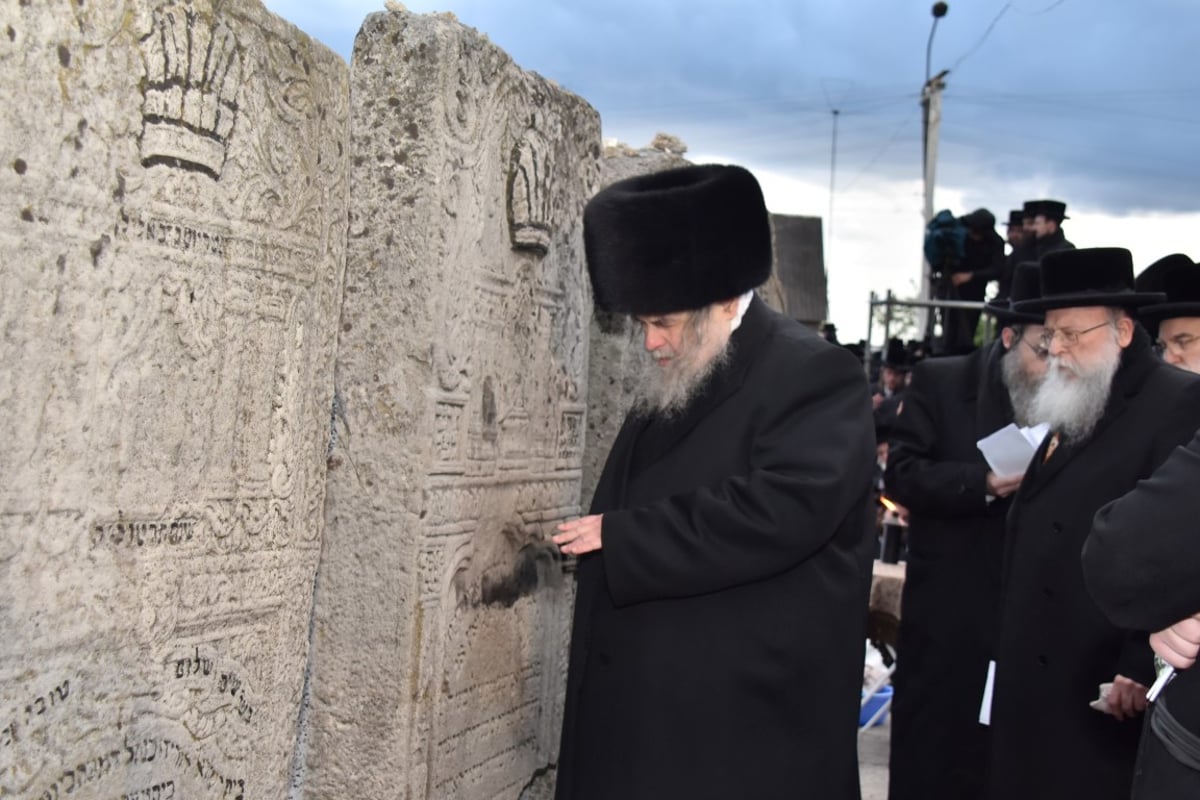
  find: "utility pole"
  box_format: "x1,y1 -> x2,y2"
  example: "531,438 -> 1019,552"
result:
919,2 -> 949,340
828,108 -> 839,264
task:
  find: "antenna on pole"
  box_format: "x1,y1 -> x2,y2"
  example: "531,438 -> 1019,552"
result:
919,2 -> 949,342
828,108 -> 840,265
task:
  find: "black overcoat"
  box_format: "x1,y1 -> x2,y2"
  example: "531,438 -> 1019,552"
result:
884,341 -> 1014,800
989,328 -> 1200,800
1084,429 -> 1200,799
1031,227 -> 1075,261
555,297 -> 876,800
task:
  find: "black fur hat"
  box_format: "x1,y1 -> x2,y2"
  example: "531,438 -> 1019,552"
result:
1014,247 -> 1165,312
583,164 -> 772,314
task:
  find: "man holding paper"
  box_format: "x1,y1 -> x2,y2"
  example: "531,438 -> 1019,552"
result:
884,262 -> 1047,800
988,248 -> 1200,800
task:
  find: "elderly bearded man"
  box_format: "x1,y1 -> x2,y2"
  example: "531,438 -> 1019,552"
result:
986,248 -> 1200,800
552,165 -> 876,800
885,262 -> 1048,800
1138,254 -> 1200,374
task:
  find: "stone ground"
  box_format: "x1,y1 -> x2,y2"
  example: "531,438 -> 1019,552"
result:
859,714 -> 891,800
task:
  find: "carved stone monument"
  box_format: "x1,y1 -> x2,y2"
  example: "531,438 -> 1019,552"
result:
304,10 -> 600,799
0,2 -> 348,797
770,213 -> 828,327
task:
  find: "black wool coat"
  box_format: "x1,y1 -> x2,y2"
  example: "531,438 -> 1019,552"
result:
555,297 -> 877,800
1031,227 -> 1075,261
1084,429 -> 1200,799
884,341 -> 1014,800
989,328 -> 1200,800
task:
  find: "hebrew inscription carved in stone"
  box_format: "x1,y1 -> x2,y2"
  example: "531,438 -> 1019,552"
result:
307,9 -> 600,799
0,1 -> 348,797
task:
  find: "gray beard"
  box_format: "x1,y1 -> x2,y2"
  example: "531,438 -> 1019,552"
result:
1029,351 -> 1121,443
629,336 -> 733,419
1001,349 -> 1041,428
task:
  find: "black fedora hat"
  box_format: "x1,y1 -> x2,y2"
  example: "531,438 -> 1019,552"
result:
1024,199 -> 1069,222
1003,209 -> 1023,227
1135,253 -> 1193,294
583,164 -> 772,314
1014,247 -> 1165,313
1139,255 -> 1200,323
882,337 -> 913,371
984,261 -> 1044,323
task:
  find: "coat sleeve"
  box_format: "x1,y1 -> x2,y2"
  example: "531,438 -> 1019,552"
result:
600,345 -> 874,607
1084,428 -> 1200,632
969,236 -> 1005,283
884,361 -> 990,516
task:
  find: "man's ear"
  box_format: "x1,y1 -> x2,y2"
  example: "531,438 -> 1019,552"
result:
1000,326 -> 1015,350
716,297 -> 739,320
1116,314 -> 1135,348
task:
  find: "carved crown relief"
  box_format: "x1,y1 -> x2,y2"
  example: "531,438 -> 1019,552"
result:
139,3 -> 243,180
507,126 -> 553,255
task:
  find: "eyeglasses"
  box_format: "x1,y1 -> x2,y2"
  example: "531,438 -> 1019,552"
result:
1019,336 -> 1049,359
1038,321 -> 1112,351
1156,333 -> 1200,357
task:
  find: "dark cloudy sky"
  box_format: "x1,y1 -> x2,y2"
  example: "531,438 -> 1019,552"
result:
265,0 -> 1200,336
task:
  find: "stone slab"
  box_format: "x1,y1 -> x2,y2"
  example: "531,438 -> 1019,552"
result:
305,10 -> 600,799
0,2 -> 348,797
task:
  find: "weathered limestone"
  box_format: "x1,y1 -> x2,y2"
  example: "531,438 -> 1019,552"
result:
770,213 -> 828,327
0,1 -> 348,798
305,10 -> 600,799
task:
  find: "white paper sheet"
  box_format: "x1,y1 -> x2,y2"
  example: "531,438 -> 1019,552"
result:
977,423 -> 1050,478
979,660 -> 996,726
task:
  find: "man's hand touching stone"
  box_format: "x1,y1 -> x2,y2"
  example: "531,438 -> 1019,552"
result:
554,514 -> 603,556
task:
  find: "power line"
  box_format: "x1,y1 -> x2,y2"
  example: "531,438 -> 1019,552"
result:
842,119 -> 916,193
948,2 -> 1012,74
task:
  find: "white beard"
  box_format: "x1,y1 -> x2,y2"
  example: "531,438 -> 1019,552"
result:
1029,341 -> 1122,443
629,312 -> 732,418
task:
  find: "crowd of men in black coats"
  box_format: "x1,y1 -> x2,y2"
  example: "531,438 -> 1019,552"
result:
862,207 -> 1200,799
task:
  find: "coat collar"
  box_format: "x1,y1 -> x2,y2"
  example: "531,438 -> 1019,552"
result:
1019,325 -> 1157,498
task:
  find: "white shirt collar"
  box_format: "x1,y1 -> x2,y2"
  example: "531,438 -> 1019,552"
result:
730,291 -> 754,333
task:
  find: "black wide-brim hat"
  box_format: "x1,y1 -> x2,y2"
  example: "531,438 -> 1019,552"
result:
983,261 -> 1044,323
583,164 -> 772,314
1139,255 -> 1200,322
1014,247 -> 1165,313
1023,199 -> 1069,222
882,337 -> 912,371
1134,253 -> 1192,294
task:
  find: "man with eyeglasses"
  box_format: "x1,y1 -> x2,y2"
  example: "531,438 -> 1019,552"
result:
985,248 -> 1200,800
885,262 -> 1047,800
1137,254 -> 1200,374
